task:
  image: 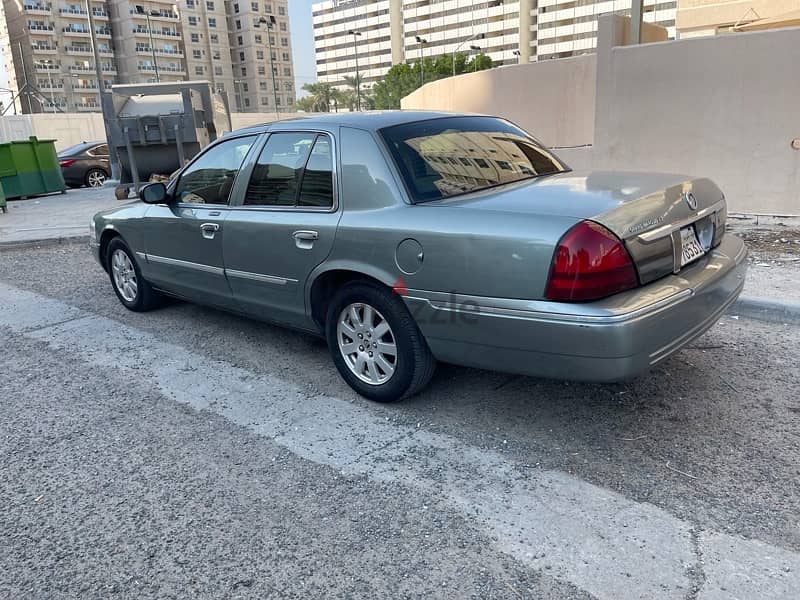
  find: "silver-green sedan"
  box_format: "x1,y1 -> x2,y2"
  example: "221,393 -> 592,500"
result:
90,112 -> 747,402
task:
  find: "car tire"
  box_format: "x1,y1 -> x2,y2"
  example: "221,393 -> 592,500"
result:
85,168 -> 108,188
106,238 -> 162,312
325,281 -> 436,402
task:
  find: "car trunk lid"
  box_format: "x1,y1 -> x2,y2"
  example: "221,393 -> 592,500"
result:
424,170 -> 727,284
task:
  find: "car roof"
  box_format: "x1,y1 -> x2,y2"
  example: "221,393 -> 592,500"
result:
230,111 -> 480,136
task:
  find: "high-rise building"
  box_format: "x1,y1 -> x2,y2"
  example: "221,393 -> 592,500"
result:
0,0 -> 295,113
312,0 -> 677,89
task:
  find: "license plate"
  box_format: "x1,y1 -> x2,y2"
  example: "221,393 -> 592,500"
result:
680,226 -> 705,267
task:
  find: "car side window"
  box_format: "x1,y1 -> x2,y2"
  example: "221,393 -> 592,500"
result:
298,136 -> 334,207
92,144 -> 109,156
174,135 -> 256,205
243,132 -> 333,208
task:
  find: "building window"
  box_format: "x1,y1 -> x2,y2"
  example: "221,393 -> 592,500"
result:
254,34 -> 261,43
283,67 -> 290,76
258,66 -> 265,75
244,97 -> 250,107
256,50 -> 264,59
239,51 -> 245,61
188,16 -> 197,26
242,82 -> 249,92
265,3 -> 271,13
208,17 -> 216,27
233,3 -> 239,12
251,2 -> 258,11
206,1 -> 214,9
190,33 -> 199,43
279,22 -> 286,32
282,52 -> 289,62
259,81 -> 266,90
214,66 -> 222,75
241,67 -> 246,76
280,37 -> 288,47
192,49 -> 201,58
261,97 -> 268,105
212,50 -> 220,60
237,35 -> 243,45
278,5 -> 284,16
236,19 -> 241,30
195,66 -> 204,75
186,0 -> 194,6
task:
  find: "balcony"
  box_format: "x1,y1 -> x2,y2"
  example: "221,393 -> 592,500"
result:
69,64 -> 95,73
95,28 -> 112,39
27,24 -> 56,35
34,63 -> 60,72
137,64 -> 185,75
31,44 -> 58,54
66,45 -> 93,55
130,8 -> 179,22
23,4 -> 52,16
38,82 -> 64,90
155,48 -> 183,57
62,27 -> 90,37
133,27 -> 181,40
75,102 -> 100,111
92,9 -> 109,20
59,8 -> 87,17
73,84 -> 100,91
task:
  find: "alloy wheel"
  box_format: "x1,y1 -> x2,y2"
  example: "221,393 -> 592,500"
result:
111,249 -> 138,302
87,170 -> 107,188
337,302 -> 398,385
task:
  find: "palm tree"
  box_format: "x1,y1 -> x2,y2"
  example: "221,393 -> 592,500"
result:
300,82 -> 335,112
341,74 -> 370,111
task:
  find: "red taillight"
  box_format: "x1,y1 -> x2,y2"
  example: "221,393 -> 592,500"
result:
59,159 -> 76,168
545,220 -> 639,302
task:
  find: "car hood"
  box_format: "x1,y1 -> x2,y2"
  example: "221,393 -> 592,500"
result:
421,170 -> 725,242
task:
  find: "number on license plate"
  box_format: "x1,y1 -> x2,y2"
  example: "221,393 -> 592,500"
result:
680,226 -> 705,267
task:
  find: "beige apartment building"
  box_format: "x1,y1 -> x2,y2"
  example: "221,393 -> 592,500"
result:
677,0 -> 800,37
0,0 -> 294,113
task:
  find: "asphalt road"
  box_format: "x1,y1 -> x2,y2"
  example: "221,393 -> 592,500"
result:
1,241 -> 798,600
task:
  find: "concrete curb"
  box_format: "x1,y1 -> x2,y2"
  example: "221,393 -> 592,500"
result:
729,296 -> 800,325
0,234 -> 89,250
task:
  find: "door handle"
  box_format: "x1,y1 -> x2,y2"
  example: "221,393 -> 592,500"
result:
293,230 -> 318,250
200,222 -> 220,239
293,230 -> 318,241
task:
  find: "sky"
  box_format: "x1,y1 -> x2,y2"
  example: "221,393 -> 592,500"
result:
0,0 -> 318,110
289,0 -> 318,97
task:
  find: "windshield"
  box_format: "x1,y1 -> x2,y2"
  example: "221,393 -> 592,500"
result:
380,116 -> 568,202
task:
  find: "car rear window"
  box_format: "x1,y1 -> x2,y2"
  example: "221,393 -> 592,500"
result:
379,116 -> 568,202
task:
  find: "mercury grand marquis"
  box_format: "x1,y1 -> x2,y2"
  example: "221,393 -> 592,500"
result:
90,112 -> 747,402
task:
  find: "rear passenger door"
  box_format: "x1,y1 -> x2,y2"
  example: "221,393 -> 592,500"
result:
223,130 -> 341,328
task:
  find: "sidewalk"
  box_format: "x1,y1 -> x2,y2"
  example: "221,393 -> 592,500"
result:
0,188 -> 125,246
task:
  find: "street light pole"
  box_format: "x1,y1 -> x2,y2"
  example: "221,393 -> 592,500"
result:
347,30 -> 362,111
257,16 -> 279,117
512,49 -> 521,64
452,32 -> 485,77
144,12 -> 160,82
470,45 -> 481,72
415,35 -> 427,86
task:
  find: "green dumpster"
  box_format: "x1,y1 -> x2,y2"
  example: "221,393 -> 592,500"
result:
0,181 -> 6,213
0,136 -> 66,200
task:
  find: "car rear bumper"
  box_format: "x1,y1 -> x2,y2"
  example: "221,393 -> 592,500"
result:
402,234 -> 747,382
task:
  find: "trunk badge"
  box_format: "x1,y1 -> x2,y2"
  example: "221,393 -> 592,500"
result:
684,192 -> 698,210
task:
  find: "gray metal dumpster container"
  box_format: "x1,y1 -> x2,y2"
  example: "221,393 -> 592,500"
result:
103,80 -> 231,192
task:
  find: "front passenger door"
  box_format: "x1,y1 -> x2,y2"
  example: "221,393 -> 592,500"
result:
142,134 -> 258,308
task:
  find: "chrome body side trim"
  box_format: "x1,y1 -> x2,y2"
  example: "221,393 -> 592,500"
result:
225,268 -> 298,286
146,253 -> 225,276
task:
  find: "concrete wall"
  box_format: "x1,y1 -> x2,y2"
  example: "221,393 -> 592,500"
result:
0,112 -> 305,150
593,23 -> 800,215
402,55 -> 597,149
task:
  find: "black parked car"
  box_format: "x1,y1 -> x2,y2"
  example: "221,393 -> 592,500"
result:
58,141 -> 110,188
